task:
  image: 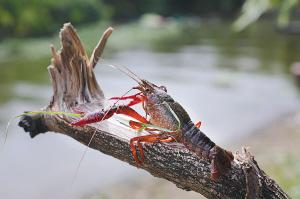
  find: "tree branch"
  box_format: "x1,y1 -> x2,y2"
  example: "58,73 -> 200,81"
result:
18,23 -> 290,199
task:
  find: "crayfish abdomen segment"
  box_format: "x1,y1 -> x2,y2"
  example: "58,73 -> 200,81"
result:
181,121 -> 233,180
182,122 -> 215,159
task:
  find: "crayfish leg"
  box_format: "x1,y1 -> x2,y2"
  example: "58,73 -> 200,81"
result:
116,106 -> 148,123
195,121 -> 202,128
129,120 -> 159,132
110,92 -> 145,107
129,133 -> 176,167
137,142 -> 144,162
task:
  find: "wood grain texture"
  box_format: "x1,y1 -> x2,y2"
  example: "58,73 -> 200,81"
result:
18,23 -> 290,199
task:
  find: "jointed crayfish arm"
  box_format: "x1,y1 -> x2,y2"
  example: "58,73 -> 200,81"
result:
71,105 -> 148,126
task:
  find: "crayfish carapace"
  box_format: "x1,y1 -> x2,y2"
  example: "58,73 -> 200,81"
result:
71,65 -> 234,180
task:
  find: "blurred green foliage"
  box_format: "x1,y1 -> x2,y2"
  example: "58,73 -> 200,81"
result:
267,155 -> 300,199
0,0 -> 110,39
103,0 -> 244,21
0,0 -> 245,39
233,0 -> 299,31
1,0 -> 300,38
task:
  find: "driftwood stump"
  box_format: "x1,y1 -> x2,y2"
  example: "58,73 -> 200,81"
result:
18,23 -> 290,199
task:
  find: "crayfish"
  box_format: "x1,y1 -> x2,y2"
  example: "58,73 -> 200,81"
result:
71,65 -> 234,180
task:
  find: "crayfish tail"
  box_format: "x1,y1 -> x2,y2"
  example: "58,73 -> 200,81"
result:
209,146 -> 234,181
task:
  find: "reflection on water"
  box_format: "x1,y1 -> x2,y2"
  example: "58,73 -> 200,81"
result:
0,20 -> 299,199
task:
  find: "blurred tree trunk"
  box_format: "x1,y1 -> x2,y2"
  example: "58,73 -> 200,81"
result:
18,23 -> 290,199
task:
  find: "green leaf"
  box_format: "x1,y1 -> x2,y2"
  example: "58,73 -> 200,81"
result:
233,0 -> 272,32
277,0 -> 298,27
16,111 -> 83,118
115,116 -> 174,133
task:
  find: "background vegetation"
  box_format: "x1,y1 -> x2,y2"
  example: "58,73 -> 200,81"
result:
0,0 -> 245,39
0,0 -> 109,38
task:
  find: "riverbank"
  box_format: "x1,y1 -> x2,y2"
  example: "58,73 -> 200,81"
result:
86,111 -> 300,199
238,111 -> 300,198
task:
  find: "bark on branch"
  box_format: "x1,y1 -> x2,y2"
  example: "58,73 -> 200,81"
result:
18,23 -> 290,199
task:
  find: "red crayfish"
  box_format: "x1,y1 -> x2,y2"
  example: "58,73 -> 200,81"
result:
71,66 -> 234,180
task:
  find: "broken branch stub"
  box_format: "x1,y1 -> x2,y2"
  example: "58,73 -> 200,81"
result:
18,23 -> 290,199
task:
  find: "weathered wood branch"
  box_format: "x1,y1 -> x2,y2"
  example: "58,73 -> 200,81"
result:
18,23 -> 290,199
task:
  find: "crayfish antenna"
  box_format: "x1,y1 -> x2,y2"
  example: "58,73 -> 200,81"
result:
1,116 -> 15,151
108,64 -> 143,84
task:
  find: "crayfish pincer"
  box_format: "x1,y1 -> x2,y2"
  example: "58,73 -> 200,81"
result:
71,65 -> 234,180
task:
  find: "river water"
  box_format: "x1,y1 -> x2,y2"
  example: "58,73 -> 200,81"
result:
0,21 -> 299,199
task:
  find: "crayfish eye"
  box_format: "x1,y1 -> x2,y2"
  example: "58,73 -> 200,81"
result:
159,86 -> 167,92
